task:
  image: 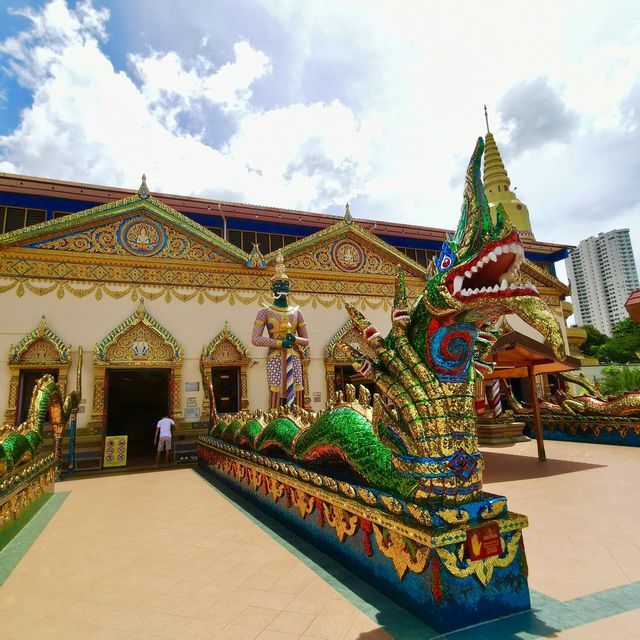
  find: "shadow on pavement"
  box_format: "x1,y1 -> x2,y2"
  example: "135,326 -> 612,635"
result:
482,451 -> 605,483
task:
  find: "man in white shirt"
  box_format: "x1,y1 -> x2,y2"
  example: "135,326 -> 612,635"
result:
154,416 -> 175,466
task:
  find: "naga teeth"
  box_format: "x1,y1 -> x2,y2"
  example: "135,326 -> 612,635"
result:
453,241 -> 529,297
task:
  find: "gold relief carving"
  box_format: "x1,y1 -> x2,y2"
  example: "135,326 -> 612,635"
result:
201,440 -> 528,559
357,487 -> 377,505
249,468 -> 263,491
20,339 -> 60,363
0,273 -> 424,312
263,219 -> 425,278
106,324 -> 173,363
436,531 -> 521,587
9,316 -> 70,365
406,504 -> 433,527
91,372 -> 105,420
339,481 -> 356,499
0,461 -> 55,528
266,477 -> 284,502
323,503 -> 359,542
371,524 -> 430,579
435,508 -> 471,525
1,194 -> 248,264
5,317 -> 71,424
291,488 -> 315,519
380,495 -> 404,515
95,301 -> 182,366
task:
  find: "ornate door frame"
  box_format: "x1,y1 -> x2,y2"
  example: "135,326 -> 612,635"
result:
92,301 -> 183,430
200,321 -> 251,415
5,316 -> 71,425
324,319 -> 376,403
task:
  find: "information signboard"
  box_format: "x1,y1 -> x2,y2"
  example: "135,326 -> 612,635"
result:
103,435 -> 128,468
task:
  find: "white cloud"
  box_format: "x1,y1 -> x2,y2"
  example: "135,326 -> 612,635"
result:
0,0 -> 372,211
1,0 -> 640,281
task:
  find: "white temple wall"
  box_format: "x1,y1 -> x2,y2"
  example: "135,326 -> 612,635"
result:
0,288 -> 393,426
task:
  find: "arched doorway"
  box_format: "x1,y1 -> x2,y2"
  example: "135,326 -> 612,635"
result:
201,321 -> 251,417
92,301 -> 183,465
325,319 -> 378,403
5,316 -> 71,425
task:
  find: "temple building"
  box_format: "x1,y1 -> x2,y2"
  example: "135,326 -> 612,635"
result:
0,133 -> 572,469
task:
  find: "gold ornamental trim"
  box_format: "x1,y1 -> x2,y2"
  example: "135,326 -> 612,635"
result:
9,316 -> 71,364
0,277 -> 411,311
263,217 -> 426,278
0,192 -> 250,264
199,438 -> 528,548
94,299 -> 182,364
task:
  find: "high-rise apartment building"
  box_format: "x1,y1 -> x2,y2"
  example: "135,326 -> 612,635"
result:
566,229 -> 639,336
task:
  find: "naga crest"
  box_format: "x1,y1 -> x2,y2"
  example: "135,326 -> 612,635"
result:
343,137 -> 565,503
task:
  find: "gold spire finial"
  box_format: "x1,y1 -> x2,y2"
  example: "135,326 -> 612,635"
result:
484,105 -> 490,134
37,315 -> 47,336
344,203 -> 353,225
483,129 -> 535,239
138,174 -> 150,199
136,299 -> 146,318
272,250 -> 289,281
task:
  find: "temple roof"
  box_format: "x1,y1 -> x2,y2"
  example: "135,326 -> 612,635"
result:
0,171 -> 569,258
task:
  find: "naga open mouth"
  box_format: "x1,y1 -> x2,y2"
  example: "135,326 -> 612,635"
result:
447,232 -> 538,301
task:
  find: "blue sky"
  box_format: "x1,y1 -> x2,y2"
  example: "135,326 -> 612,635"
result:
1,0 -> 640,278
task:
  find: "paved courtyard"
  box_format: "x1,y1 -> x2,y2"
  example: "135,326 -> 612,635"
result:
1,438 -> 639,639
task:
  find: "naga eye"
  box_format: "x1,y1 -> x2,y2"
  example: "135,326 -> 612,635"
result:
440,255 -> 452,270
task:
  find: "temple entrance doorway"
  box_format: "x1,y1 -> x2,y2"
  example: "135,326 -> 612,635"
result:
334,365 -> 377,399
106,369 -> 170,465
211,367 -> 240,414
17,369 -> 58,424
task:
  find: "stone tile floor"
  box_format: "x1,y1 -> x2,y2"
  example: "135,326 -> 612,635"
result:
1,438 -> 639,639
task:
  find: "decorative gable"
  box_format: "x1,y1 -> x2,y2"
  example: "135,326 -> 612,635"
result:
201,321 -> 251,365
264,212 -> 426,279
9,316 -> 71,365
0,181 -> 249,266
94,300 -> 183,366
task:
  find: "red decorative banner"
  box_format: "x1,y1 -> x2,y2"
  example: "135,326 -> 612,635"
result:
466,523 -> 502,561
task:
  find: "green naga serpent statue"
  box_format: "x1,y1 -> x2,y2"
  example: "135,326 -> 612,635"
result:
0,374 -> 79,476
210,137 -> 565,504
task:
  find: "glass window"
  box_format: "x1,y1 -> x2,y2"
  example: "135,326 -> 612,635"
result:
269,234 -> 283,251
5,207 -> 26,232
256,233 -> 269,254
242,231 -> 256,253
26,209 -> 46,226
1,205 -> 47,233
228,229 -> 242,248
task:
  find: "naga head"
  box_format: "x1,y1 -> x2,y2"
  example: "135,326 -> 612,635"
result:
411,137 -> 565,373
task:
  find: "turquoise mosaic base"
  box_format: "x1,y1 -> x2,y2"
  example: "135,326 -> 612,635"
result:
521,416 -> 640,447
199,449 -> 531,633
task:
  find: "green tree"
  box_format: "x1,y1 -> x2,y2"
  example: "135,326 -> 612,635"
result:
596,318 -> 640,364
579,324 -> 608,358
599,365 -> 640,396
